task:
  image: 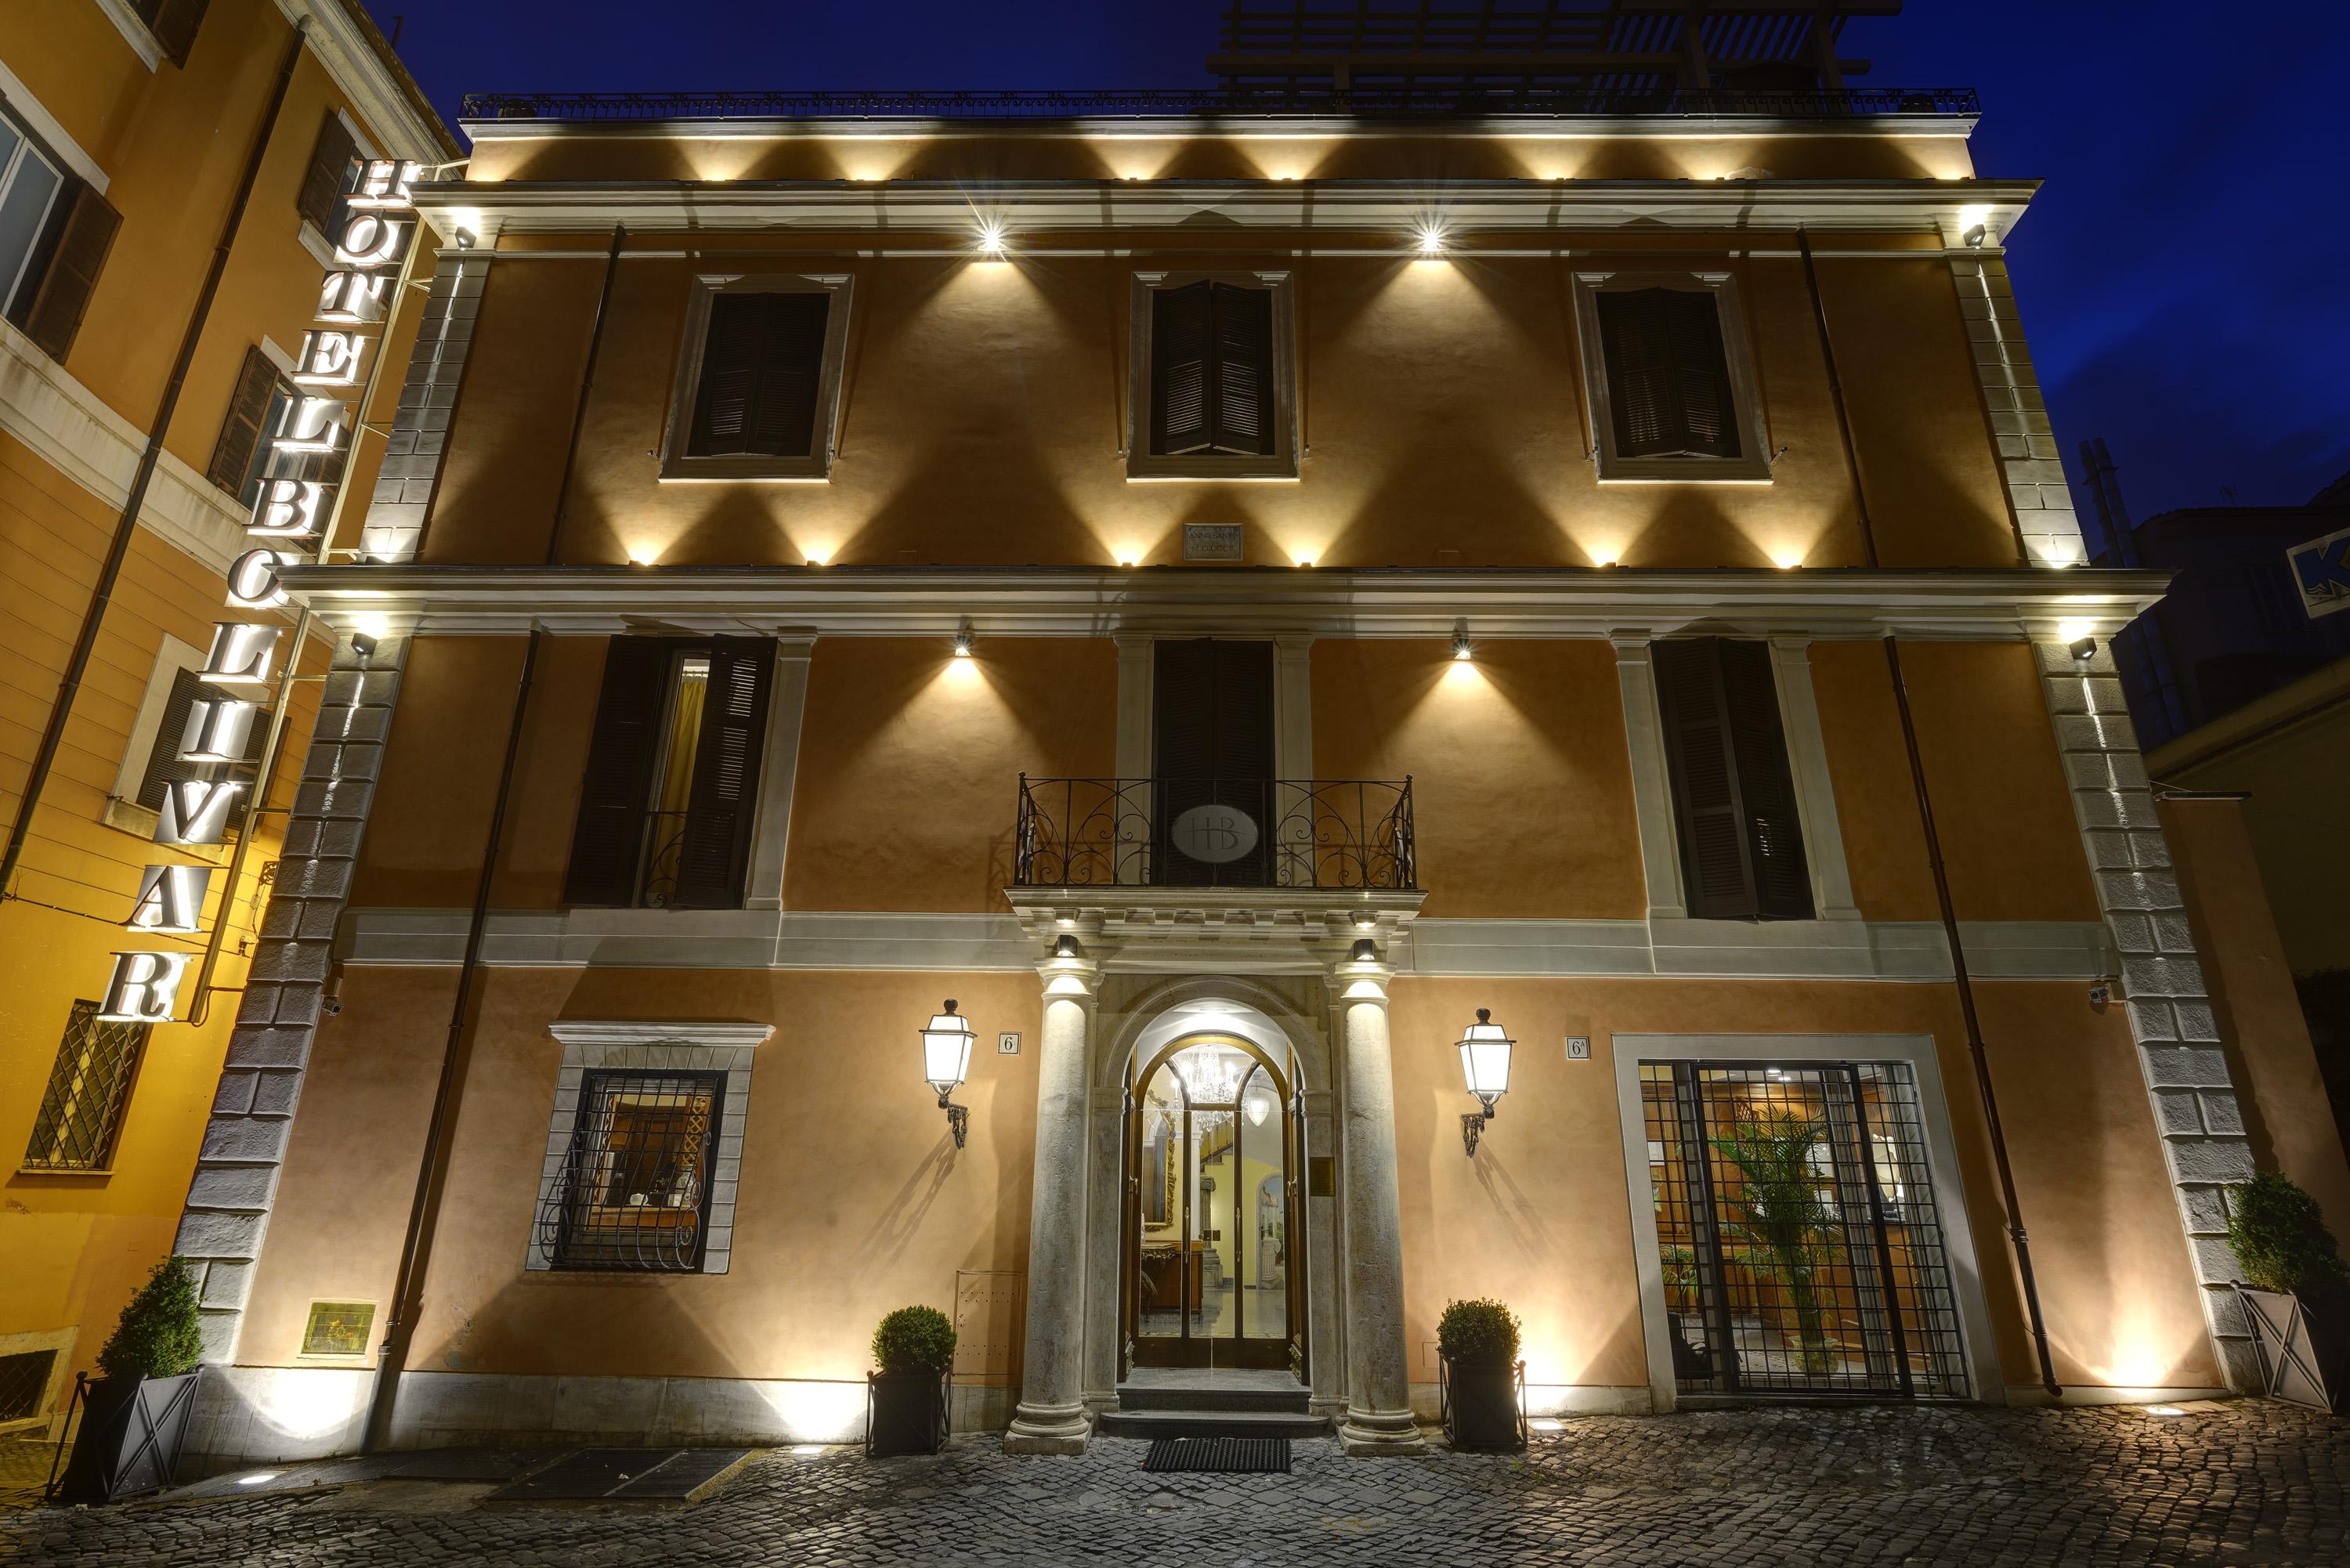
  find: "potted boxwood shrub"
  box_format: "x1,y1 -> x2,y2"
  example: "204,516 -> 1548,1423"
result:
1437,1297 -> 1525,1452
2229,1170 -> 2349,1414
866,1305 -> 956,1457
56,1257 -> 205,1503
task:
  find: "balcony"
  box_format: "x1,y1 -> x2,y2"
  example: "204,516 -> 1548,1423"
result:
1013,776 -> 1416,892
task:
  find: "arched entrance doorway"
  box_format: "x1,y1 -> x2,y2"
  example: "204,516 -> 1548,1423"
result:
1120,1034 -> 1304,1373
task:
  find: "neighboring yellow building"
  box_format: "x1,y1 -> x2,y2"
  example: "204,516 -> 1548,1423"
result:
0,0 -> 452,1444
66,5 -> 2348,1471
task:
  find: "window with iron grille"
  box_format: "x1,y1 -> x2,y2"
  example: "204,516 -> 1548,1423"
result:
0,1349 -> 58,1422
537,1071 -> 725,1273
1573,272 -> 1771,482
1641,1060 -> 1971,1400
23,1002 -> 150,1172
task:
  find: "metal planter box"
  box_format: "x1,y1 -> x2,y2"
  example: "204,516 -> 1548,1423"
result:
866,1367 -> 952,1457
54,1371 -> 199,1503
2236,1284 -> 2347,1414
1439,1354 -> 1527,1453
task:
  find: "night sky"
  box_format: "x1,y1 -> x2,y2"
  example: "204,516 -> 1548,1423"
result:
360,0 -> 2349,540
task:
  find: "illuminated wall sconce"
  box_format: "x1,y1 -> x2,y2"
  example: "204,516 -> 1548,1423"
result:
349,630 -> 378,660
1451,621 -> 1474,662
1456,1007 -> 1514,1157
920,999 -> 976,1149
2069,635 -> 2098,662
1415,222 -> 1448,255
978,222 -> 1007,256
953,618 -> 975,658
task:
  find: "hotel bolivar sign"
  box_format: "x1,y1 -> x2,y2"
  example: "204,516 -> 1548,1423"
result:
100,157 -> 425,1023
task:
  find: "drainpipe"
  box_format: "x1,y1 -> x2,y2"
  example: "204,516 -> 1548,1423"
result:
362,226 -> 628,1451
1799,229 -> 2064,1398
0,20 -> 309,901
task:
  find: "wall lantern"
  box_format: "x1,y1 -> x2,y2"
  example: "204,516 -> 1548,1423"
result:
920,999 -> 975,1148
1457,1007 -> 1514,1157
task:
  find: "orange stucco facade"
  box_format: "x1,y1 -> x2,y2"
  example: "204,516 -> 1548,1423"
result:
107,61 -> 2347,1471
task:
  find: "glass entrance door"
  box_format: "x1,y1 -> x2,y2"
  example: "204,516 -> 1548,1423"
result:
1126,1039 -> 1296,1371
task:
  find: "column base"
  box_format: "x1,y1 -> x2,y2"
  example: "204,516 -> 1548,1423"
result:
1003,1398 -> 1092,1455
1337,1405 -> 1427,1456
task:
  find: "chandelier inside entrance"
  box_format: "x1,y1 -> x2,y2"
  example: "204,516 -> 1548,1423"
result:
1168,1042 -> 1252,1107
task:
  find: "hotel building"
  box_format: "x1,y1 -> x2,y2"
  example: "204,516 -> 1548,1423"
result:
130,4 -> 2350,1467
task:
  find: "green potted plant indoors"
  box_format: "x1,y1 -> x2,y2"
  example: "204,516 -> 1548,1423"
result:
2228,1170 -> 2350,1413
867,1305 -> 957,1456
1713,1108 -> 1842,1377
1658,1245 -> 1713,1381
1437,1297 -> 1525,1451
57,1257 -> 205,1503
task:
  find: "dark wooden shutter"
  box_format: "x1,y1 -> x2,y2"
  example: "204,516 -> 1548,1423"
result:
1209,284 -> 1274,455
139,0 -> 212,65
1596,289 -> 1681,458
1152,639 -> 1274,887
18,183 -> 120,363
671,638 -> 772,908
1597,287 -> 1740,460
1653,638 -> 1813,920
1719,640 -> 1813,918
207,346 -> 279,495
689,292 -> 831,460
297,112 -> 357,232
1150,281 -> 1213,455
562,638 -> 674,906
1665,289 -> 1740,458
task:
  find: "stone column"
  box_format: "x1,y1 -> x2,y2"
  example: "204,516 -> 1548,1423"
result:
1329,950 -> 1426,1454
1005,945 -> 1100,1453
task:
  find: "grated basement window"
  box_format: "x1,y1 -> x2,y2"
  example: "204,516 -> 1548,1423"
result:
538,1070 -> 725,1273
0,1349 -> 56,1422
22,1001 -> 149,1172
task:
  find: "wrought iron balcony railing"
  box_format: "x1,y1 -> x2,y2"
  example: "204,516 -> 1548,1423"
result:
1014,776 -> 1415,891
460,86 -> 1977,125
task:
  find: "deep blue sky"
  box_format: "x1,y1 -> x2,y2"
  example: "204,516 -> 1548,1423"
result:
362,1 -> 2348,538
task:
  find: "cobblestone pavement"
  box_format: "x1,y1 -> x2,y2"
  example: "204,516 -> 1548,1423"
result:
5,1402 -> 2345,1566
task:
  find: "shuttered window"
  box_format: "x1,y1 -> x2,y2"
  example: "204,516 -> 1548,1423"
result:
135,666 -> 262,829
1651,638 -> 1813,921
207,345 -> 292,499
134,0 -> 212,66
1152,639 -> 1276,887
0,105 -> 119,364
1149,280 -> 1276,457
1594,287 -> 1741,460
564,637 -> 772,909
685,291 -> 831,459
296,110 -> 357,232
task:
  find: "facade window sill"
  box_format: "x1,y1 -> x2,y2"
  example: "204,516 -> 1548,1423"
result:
16,1166 -> 114,1179
297,219 -> 336,269
99,795 -> 160,840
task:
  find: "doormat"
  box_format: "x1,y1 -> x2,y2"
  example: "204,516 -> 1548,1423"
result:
1141,1437 -> 1290,1475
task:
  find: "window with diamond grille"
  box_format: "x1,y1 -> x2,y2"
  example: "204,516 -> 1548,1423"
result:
538,1070 -> 724,1272
0,1349 -> 57,1422
23,1001 -> 149,1172
1641,1060 -> 1969,1399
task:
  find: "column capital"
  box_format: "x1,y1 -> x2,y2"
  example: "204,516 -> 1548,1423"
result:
1037,949 -> 1101,1003
1328,953 -> 1394,1006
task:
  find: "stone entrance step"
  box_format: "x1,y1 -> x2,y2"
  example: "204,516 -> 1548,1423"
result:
1098,1370 -> 1328,1439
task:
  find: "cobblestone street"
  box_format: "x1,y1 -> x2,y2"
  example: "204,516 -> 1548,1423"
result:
5,1401 -> 2346,1566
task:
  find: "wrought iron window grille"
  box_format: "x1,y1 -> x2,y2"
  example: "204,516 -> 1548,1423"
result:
538,1070 -> 726,1273
1014,775 -> 1415,891
22,1002 -> 149,1172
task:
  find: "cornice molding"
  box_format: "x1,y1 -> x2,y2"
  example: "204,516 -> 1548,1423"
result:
277,1 -> 458,164
416,177 -> 2037,241
461,113 -> 1978,145
545,1019 -> 776,1049
284,562 -> 2171,643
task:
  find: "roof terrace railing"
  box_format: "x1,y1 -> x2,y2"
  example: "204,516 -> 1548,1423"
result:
458,85 -> 1977,125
